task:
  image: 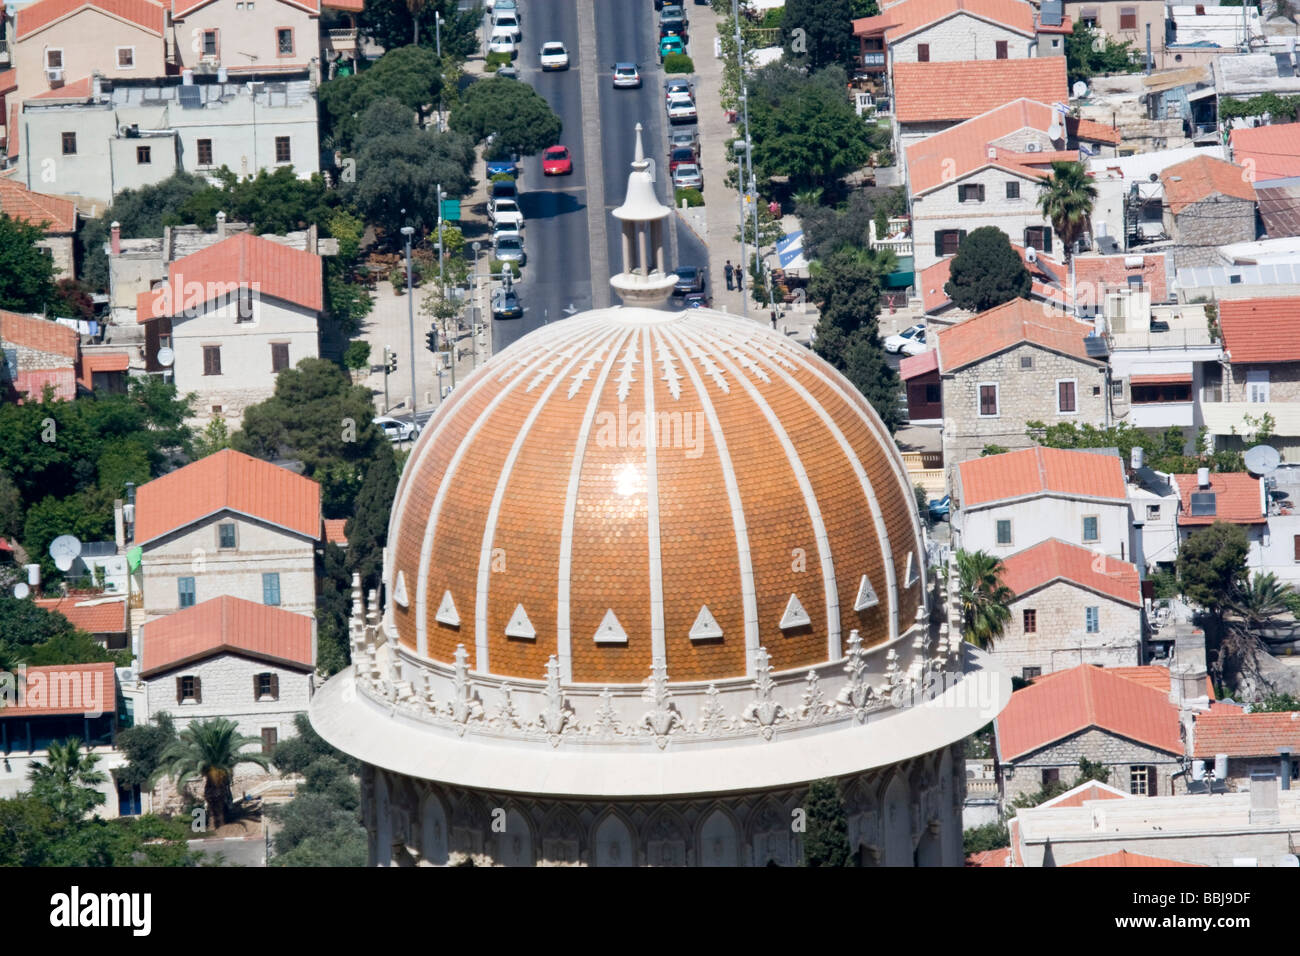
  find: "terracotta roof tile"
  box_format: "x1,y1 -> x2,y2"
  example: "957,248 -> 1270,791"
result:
1066,849 -> 1203,867
1229,122 -> 1300,182
935,296 -> 1096,371
137,231 -> 323,319
899,348 -> 938,380
1072,252 -> 1169,306
996,664 -> 1185,760
1069,116 -> 1122,146
959,446 -> 1127,506
1218,296 -> 1300,364
853,0 -> 1036,40
140,594 -> 313,676
998,538 -> 1142,606
34,596 -> 127,634
1161,154 -> 1257,214
172,0 -> 318,15
893,58 -> 1067,124
31,76 -> 94,100
1172,472 -> 1264,526
1193,710 -> 1300,758
77,351 -> 131,389
0,662 -> 117,718
135,448 -> 321,544
0,177 -> 78,233
323,518 -> 348,545
0,310 -> 78,358
0,70 -> 15,95
322,0 -> 364,8
966,848 -> 1011,866
16,0 -> 165,37
1038,779 -> 1133,808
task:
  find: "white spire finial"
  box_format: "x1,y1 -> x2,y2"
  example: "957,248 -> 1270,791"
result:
634,123 -> 645,164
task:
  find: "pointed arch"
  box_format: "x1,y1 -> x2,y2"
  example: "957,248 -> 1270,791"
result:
697,804 -> 742,867
592,808 -> 636,867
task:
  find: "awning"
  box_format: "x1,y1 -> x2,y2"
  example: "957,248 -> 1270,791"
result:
1131,373 -> 1192,386
900,349 -> 939,380
127,546 -> 142,573
1186,87 -> 1218,102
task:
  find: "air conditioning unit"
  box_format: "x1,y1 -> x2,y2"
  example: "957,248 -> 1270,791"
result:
46,67 -> 64,84
1024,142 -> 1042,153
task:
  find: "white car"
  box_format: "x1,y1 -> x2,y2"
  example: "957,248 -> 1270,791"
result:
666,92 -> 697,123
491,220 -> 522,244
884,323 -> 927,355
489,196 -> 524,230
488,32 -> 517,57
539,42 -> 570,70
493,12 -> 521,41
374,416 -> 416,443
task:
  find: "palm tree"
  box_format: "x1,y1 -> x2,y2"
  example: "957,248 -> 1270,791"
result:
28,738 -> 108,818
1229,572 -> 1293,631
407,0 -> 428,44
1036,160 -> 1098,269
153,718 -> 270,831
956,549 -> 1015,650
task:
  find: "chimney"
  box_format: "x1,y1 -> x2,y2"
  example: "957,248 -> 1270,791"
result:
91,71 -> 103,99
114,499 -> 125,550
307,222 -> 318,255
216,211 -> 227,239
1281,748 -> 1293,792
1249,771 -> 1280,825
110,221 -> 121,256
1197,467 -> 1210,488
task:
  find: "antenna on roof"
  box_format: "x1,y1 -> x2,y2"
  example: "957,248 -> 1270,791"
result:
1026,246 -> 1038,263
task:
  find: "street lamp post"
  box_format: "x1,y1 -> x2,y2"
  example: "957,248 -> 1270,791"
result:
731,0 -> 749,317
436,185 -> 452,389
471,240 -> 483,369
401,225 -> 417,431
435,12 -> 444,132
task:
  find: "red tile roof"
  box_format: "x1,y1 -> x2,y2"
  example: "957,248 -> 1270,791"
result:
171,0 -> 318,15
140,595 -> 313,677
77,351 -> 131,390
1218,297 -> 1300,364
899,348 -> 938,381
1072,252 -> 1169,306
1069,116 -> 1122,147
1193,710 -> 1300,758
34,596 -> 127,634
853,0 -> 1037,40
1161,155 -> 1257,214
0,70 -> 16,95
322,0 -> 364,8
1173,472 -> 1264,526
996,664 -> 1185,761
0,176 -> 78,234
137,231 -> 323,320
13,368 -> 76,402
959,446 -> 1127,506
323,518 -> 348,545
30,76 -> 94,101
135,448 -> 322,544
907,98 -> 1114,196
1229,122 -> 1300,183
919,241 -> 1069,314
16,0 -> 165,38
935,296 -> 1097,372
0,662 -> 117,718
893,58 -> 1068,124
1130,372 -> 1191,386
1109,665 -> 1215,699
0,310 -> 78,358
999,538 -> 1142,606
1038,779 -> 1133,808
966,848 -> 1011,866
1066,850 -> 1203,867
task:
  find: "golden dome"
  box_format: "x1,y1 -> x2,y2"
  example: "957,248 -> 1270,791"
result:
386,304 -> 926,685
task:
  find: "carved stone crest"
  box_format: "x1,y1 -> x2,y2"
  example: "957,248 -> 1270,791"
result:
641,658 -> 681,748
836,630 -> 875,721
742,646 -> 786,740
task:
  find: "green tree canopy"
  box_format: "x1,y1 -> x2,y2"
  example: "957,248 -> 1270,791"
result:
957,549 -> 1014,649
319,44 -> 448,152
1025,420 -> 1244,474
1065,21 -> 1140,86
801,778 -> 852,866
1037,160 -> 1097,266
451,77 -> 564,158
114,713 -> 177,791
357,0 -> 480,60
0,214 -> 58,313
343,126 -> 475,239
944,226 -> 1032,313
347,452 -> 399,597
1177,522 -> 1249,614
154,717 -> 270,831
28,738 -> 108,821
781,0 -> 861,73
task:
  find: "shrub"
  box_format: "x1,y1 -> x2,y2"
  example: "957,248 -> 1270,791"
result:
490,258 -> 521,279
343,339 -> 371,371
675,187 -> 704,207
484,51 -> 512,72
662,53 -> 694,74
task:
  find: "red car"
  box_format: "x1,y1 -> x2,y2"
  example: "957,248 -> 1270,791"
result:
542,145 -> 573,175
669,146 -> 697,174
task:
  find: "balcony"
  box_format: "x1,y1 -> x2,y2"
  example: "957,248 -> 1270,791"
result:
1202,401 -> 1300,443
0,38 -> 9,68
325,27 -> 359,54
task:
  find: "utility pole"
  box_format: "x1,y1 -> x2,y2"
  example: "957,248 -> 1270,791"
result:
435,11 -> 445,132
401,226 -> 417,431
437,185 -> 453,389
731,0 -> 749,317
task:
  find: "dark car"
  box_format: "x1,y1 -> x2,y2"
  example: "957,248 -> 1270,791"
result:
659,17 -> 687,41
669,146 -> 697,173
492,288 -> 524,320
490,178 -> 518,203
673,265 -> 706,296
661,3 -> 686,20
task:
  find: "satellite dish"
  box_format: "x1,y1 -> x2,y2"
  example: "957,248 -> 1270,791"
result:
1025,246 -> 1038,263
49,534 -> 81,569
1073,80 -> 1089,98
12,582 -> 29,599
1244,444 -> 1281,477
156,347 -> 175,368
1048,121 -> 1063,141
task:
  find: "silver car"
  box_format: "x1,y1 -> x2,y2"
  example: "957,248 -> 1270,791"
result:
493,234 -> 527,266
672,162 -> 703,190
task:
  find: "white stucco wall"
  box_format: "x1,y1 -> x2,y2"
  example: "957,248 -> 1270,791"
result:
958,497 -> 1134,561
995,580 -> 1143,677
144,653 -> 313,745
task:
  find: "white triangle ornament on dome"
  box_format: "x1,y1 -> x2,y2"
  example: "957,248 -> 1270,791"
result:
594,608 -> 629,644
505,603 -> 537,640
904,551 -> 920,588
435,590 -> 460,627
393,570 -> 409,608
689,605 -> 724,641
854,575 -> 879,611
779,594 -> 811,630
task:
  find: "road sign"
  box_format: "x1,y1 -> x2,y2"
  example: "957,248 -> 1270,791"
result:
440,199 -> 461,221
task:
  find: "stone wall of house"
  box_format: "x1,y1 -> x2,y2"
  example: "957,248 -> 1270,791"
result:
1001,727 -> 1183,804
911,167 -> 1057,271
995,581 -> 1143,679
942,342 -> 1107,472
1168,196 -> 1256,270
145,652 -> 313,744
1225,360 -> 1300,404
891,16 -> 1032,63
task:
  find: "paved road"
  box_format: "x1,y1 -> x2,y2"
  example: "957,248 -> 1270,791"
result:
492,0 -> 712,354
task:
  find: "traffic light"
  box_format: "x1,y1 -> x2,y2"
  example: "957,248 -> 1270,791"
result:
386,349 -> 397,374
425,329 -> 438,353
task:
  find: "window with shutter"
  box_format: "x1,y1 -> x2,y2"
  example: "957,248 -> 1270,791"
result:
271,674 -> 279,699
1293,534 -> 1300,562
917,43 -> 930,61
271,343 -> 289,372
1119,7 -> 1137,29
176,677 -> 184,704
978,384 -> 998,416
1058,380 -> 1077,413
203,346 -> 222,376
193,677 -> 202,703
261,728 -> 278,754
995,40 -> 1008,59
1006,181 -> 1020,199
254,674 -> 261,700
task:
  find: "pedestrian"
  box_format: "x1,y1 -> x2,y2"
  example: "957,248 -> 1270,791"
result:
770,310 -> 778,329
724,260 -> 734,291
735,267 -> 744,291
